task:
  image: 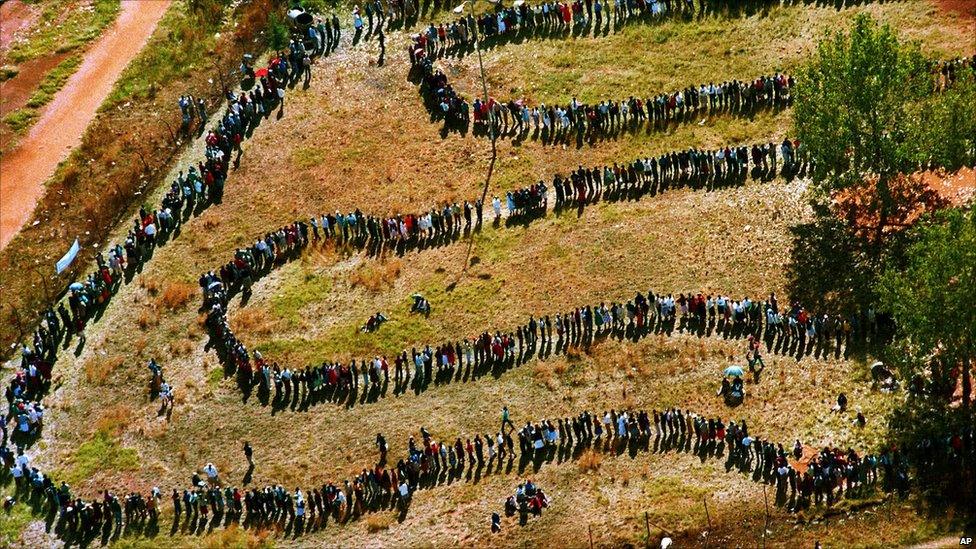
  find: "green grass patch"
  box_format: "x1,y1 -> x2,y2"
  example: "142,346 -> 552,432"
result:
2,108 -> 38,134
0,488 -> 37,547
290,145 -> 328,169
0,66 -> 19,82
105,0 -> 231,106
488,1 -> 970,105
25,54 -> 83,108
640,476 -> 708,531
207,367 -> 225,388
257,315 -> 439,363
7,0 -> 121,64
60,430 -> 140,486
270,271 -> 332,327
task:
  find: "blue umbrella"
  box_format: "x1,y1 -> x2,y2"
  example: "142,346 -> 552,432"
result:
68,282 -> 84,291
724,365 -> 744,378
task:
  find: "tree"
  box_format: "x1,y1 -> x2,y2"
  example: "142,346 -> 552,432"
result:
268,12 -> 290,52
795,13 -> 931,242
913,72 -> 976,171
789,14 -> 975,314
879,207 -> 975,504
880,207 -> 975,408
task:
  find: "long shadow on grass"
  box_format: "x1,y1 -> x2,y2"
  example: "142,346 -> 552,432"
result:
47,405 -> 896,543
206,286 -> 881,418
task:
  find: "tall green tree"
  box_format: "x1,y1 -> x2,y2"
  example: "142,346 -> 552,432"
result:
790,14 -> 975,315
878,207 -> 975,504
880,208 -> 975,408
268,12 -> 290,51
794,14 -> 931,239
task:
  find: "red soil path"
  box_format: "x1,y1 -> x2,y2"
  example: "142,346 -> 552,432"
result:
0,0 -> 171,250
0,52 -> 72,117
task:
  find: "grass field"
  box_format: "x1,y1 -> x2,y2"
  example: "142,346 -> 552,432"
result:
4,0 -> 974,546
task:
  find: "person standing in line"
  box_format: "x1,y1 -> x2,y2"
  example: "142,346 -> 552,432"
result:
244,441 -> 254,467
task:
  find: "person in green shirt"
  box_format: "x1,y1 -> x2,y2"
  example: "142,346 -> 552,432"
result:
502,406 -> 515,432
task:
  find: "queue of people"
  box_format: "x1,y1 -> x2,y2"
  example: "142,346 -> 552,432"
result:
0,7 -> 345,544
202,248 -> 889,414
1,1 -> 342,452
200,135 -> 810,318
413,49 -> 793,140
5,400 -> 924,544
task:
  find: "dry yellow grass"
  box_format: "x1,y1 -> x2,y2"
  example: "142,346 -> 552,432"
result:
83,354 -> 125,385
578,448 -> 603,473
157,281 -> 197,310
365,514 -> 395,533
230,307 -> 276,336
348,259 -> 402,293
136,307 -> 159,331
93,404 -> 134,437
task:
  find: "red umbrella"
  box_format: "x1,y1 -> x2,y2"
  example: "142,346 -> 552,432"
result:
255,67 -> 269,77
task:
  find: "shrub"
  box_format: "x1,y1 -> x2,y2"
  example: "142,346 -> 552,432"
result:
139,276 -> 161,296
348,260 -> 402,293
268,12 -> 289,51
136,308 -> 160,330
578,449 -> 602,473
84,354 -> 124,385
158,281 -> 197,310
2,108 -> 38,134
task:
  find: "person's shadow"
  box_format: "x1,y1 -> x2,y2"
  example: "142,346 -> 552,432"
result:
243,463 -> 254,485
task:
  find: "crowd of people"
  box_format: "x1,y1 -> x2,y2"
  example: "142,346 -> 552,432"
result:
413,51 -> 793,140
201,231 -> 890,413
3,3 -> 971,543
502,479 -> 550,526
388,0 -> 853,48
932,56 -> 974,91
0,9 -> 345,544
412,0 -> 810,60
5,399 -> 927,543
0,2 -> 341,447
199,135 -> 811,322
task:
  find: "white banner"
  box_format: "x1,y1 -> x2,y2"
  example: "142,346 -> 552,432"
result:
56,238 -> 81,274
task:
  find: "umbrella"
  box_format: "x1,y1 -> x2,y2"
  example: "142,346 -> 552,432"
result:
724,365 -> 744,378
69,282 -> 84,291
255,67 -> 269,77
513,0 -> 526,6
208,281 -> 223,290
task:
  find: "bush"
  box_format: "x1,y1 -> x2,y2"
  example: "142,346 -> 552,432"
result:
268,12 -> 290,51
158,282 -> 197,310
348,260 -> 402,293
136,308 -> 160,331
578,449 -> 602,473
84,354 -> 124,385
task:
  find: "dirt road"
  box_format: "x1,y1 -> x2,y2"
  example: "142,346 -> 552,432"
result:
0,0 -> 171,250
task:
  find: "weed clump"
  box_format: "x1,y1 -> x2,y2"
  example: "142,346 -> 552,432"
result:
158,281 -> 197,310
578,449 -> 603,473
